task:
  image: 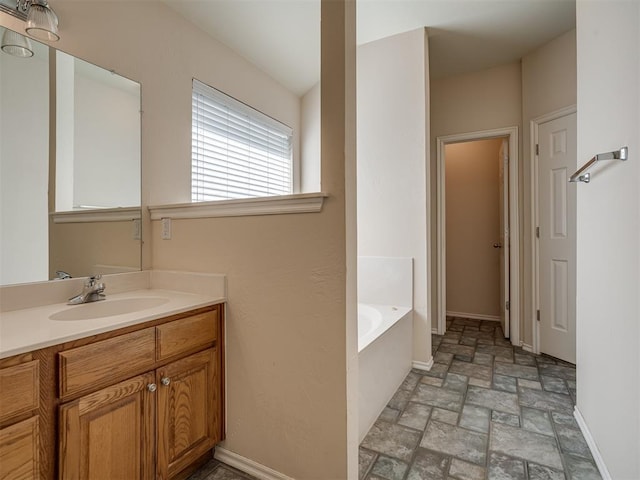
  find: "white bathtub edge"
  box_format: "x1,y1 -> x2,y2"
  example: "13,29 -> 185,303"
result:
411,358 -> 434,372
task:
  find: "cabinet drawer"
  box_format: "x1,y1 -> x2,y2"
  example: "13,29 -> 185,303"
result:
156,310 -> 218,361
0,360 -> 39,423
0,416 -> 39,480
59,328 -> 155,398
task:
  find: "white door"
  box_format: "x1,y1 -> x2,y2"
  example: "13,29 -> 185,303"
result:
537,112 -> 577,363
498,139 -> 510,338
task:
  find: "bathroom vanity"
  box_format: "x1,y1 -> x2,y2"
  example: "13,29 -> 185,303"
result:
0,275 -> 226,480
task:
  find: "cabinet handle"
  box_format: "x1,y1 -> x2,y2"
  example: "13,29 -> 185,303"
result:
147,383 -> 157,392
161,377 -> 171,386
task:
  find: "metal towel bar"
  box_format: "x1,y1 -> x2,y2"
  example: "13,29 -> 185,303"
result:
569,146 -> 628,183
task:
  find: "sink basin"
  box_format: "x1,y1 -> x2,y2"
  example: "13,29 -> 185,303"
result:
49,297 -> 170,321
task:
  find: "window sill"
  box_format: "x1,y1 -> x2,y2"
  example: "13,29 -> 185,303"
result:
147,192 -> 328,220
51,207 -> 141,224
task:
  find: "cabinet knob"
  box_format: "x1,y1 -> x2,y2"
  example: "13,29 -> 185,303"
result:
161,377 -> 171,386
147,383 -> 157,392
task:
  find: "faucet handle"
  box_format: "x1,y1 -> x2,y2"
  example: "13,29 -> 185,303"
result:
86,274 -> 102,286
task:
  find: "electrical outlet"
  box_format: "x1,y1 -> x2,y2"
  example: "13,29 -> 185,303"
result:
132,219 -> 141,240
161,218 -> 171,240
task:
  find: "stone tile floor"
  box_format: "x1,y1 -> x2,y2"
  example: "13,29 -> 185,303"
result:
359,317 -> 602,480
190,316 -> 601,480
188,458 -> 257,480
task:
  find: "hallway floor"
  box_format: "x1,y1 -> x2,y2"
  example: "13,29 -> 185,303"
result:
359,317 -> 601,480
190,316 -> 601,480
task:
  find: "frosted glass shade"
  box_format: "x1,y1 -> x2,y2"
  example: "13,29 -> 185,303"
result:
25,2 -> 60,42
1,29 -> 34,57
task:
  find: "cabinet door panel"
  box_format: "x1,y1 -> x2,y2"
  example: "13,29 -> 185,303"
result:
59,373 -> 155,480
0,416 -> 39,480
157,348 -> 219,479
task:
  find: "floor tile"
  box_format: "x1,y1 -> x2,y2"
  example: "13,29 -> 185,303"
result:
370,454 -> 409,480
490,423 -> 563,470
448,360 -> 493,381
359,448 -> 377,479
517,378 -> 542,390
443,373 -> 468,393
459,404 -> 490,433
379,406 -> 401,423
493,374 -> 517,393
397,403 -> 431,431
420,421 -> 488,465
538,363 -> 577,380
448,457 -> 485,480
491,411 -> 520,428
494,362 -> 540,380
487,452 -> 526,480
387,389 -> 412,411
519,387 -> 574,413
361,421 -> 422,462
468,377 -> 492,388
465,385 -> 520,415
399,371 -> 421,392
476,344 -> 514,360
550,411 -> 579,430
563,454 -> 602,480
406,448 -> 448,480
434,351 -> 454,365
521,407 -> 554,436
431,407 -> 459,425
472,352 -> 494,365
421,376 -> 444,387
411,383 -> 464,411
555,423 -> 593,459
438,343 -> 477,358
541,375 -> 570,395
514,353 -> 537,366
527,462 -> 566,480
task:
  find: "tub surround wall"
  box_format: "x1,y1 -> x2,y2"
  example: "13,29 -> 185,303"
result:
357,29 -> 431,368
358,256 -> 414,442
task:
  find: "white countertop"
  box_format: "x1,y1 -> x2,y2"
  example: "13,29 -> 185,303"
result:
0,289 -> 224,359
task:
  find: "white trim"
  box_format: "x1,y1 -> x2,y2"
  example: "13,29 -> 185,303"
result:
446,311 -> 501,322
148,192 -> 327,220
573,407 -> 612,480
436,127 -> 520,345
521,342 -> 534,353
214,447 -> 295,480
51,207 -> 141,224
530,105 -> 577,355
431,327 -> 439,334
412,358 -> 434,371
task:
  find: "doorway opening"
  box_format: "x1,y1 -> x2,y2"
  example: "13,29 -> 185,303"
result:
436,127 -> 520,344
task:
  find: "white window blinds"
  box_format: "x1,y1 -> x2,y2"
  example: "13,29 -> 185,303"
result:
191,79 -> 293,202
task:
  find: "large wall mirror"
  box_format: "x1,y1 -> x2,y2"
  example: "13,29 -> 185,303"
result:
0,26 -> 141,286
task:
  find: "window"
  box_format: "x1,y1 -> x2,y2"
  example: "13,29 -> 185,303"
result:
191,79 -> 293,202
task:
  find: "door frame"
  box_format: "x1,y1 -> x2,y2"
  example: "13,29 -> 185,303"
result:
530,105 -> 577,355
436,126 -> 520,343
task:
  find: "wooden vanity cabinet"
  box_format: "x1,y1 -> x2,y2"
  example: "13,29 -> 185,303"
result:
0,356 -> 40,480
55,304 -> 224,480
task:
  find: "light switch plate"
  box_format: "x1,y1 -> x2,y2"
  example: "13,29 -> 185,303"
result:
161,218 -> 171,240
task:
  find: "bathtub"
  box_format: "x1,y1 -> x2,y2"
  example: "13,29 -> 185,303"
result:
358,303 -> 413,442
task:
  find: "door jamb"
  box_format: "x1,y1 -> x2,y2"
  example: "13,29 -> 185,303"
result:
436,126 -> 520,344
530,105 -> 577,355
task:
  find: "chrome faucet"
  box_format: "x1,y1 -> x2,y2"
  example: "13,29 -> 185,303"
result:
68,275 -> 106,305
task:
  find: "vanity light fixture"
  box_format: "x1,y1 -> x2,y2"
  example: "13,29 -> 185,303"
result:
1,27 -> 34,57
25,0 -> 59,42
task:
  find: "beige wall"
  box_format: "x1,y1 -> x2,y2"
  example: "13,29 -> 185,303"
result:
430,62 -> 522,331
521,30 -> 576,346
357,28 -> 431,364
50,220 -> 140,278
445,138 -> 502,318
1,1 -> 355,477
575,2 -> 639,477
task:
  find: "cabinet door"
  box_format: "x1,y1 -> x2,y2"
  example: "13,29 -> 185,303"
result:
59,373 -> 155,480
157,348 -> 220,479
0,416 -> 39,480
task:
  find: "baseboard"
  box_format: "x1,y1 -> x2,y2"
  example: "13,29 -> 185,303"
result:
412,357 -> 434,372
214,447 -> 294,480
521,342 -> 533,353
431,327 -> 439,334
446,311 -> 501,322
573,407 -> 612,480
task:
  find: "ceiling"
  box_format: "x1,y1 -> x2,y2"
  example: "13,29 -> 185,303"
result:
162,0 -> 576,96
